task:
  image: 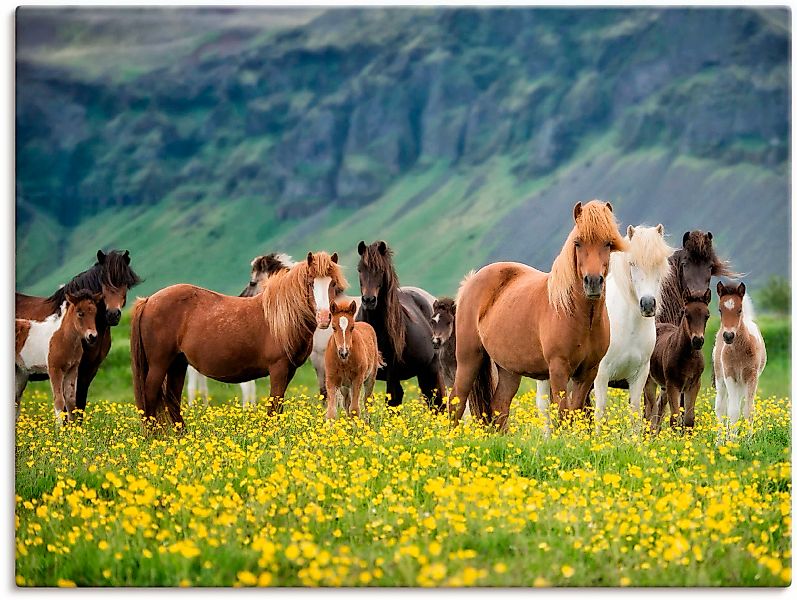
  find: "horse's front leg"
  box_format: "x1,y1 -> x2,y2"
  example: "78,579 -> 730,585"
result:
49,368 -> 67,425
592,367 -> 611,433
325,378 -> 339,420
665,383 -> 682,431
385,370 -> 404,407
267,359 -> 297,415
349,376 -> 365,418
643,376 -> 660,432
548,357 -> 572,421
627,364 -> 650,432
417,365 -> 445,412
683,379 -> 700,431
75,330 -> 110,416
64,364 -> 80,421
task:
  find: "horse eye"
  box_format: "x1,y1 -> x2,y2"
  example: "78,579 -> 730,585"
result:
574,241 -> 581,248
78,311 -> 84,318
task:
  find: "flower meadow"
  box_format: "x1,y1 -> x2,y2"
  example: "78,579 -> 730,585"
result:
15,383 -> 791,587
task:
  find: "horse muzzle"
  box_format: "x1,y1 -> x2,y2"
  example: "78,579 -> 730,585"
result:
583,275 -> 604,300
85,332 -> 98,346
431,337 -> 442,350
361,295 -> 377,310
639,296 -> 656,318
316,310 -> 331,329
106,309 -> 122,326
723,331 -> 736,344
337,349 -> 350,361
691,336 -> 705,350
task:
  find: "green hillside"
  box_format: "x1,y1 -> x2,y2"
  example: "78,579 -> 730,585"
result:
16,7 -> 790,298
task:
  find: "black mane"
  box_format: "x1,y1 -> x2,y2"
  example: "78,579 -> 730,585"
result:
47,250 -> 142,310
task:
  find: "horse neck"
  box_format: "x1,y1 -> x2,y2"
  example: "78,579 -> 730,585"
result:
570,289 -> 608,331
657,256 -> 685,325
55,310 -> 81,349
364,281 -> 405,357
672,315 -> 698,358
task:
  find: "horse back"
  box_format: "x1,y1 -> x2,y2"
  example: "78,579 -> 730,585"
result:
457,262 -> 550,376
16,292 -> 58,321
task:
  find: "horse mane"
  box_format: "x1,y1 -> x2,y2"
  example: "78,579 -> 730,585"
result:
455,270 -> 477,305
240,253 -> 294,297
548,201 -> 627,315
611,226 -> 674,309
261,251 -> 348,360
47,250 -> 142,310
683,231 -> 735,278
359,242 -> 406,358
659,231 -> 735,324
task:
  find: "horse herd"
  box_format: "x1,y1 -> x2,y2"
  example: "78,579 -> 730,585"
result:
14,200 -> 766,440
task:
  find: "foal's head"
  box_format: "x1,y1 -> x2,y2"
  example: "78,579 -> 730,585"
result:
65,290 -> 103,346
680,289 -> 711,350
624,224 -> 673,317
357,240 -> 398,311
430,297 -> 456,350
716,281 -> 746,345
330,300 -> 358,361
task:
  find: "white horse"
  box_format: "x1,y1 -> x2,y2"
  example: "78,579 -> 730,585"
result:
186,253 -> 295,408
713,281 -> 767,440
536,224 -> 672,434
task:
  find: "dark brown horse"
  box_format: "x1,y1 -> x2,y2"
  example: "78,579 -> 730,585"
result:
645,289 -> 711,433
430,297 -> 457,391
15,249 -> 141,413
130,251 -> 346,427
356,240 -> 445,410
452,201 -> 627,432
658,230 -> 733,325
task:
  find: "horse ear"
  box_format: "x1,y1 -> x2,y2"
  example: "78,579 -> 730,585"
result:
573,202 -> 582,223
656,224 -> 664,236
330,302 -> 339,315
627,225 -> 635,239
348,300 -> 357,313
97,250 -> 106,264
65,293 -> 77,306
377,241 -> 387,255
450,302 -> 456,316
707,231 -> 713,241
738,282 -> 746,298
92,292 -> 103,303
702,289 -> 712,304
605,202 -> 613,213
682,231 -> 690,247
123,250 -> 130,264
357,241 -> 367,256
306,252 -> 314,266
331,252 -> 338,264
716,281 -> 725,297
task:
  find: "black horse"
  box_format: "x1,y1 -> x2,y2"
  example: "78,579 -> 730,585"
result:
15,250 -> 142,412
356,240 -> 445,409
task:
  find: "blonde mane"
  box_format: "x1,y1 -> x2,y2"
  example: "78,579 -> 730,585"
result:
261,252 -> 348,359
456,269 -> 477,305
611,225 -> 674,308
548,200 -> 628,315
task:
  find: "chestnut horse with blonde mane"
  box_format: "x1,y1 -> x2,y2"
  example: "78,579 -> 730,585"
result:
452,200 -> 627,431
130,251 -> 346,426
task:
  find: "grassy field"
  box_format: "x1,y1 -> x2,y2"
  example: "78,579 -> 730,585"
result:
15,311 -> 792,587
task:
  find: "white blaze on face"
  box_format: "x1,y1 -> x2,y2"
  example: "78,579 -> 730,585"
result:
432,313 -> 440,323
313,276 -> 332,327
724,299 -> 736,310
339,316 -> 349,352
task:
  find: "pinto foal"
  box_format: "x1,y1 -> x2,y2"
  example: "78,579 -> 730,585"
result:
16,291 -> 101,422
713,281 -> 766,438
324,300 -> 382,420
644,289 -> 711,432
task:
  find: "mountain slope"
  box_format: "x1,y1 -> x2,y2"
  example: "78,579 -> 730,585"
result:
15,7 -> 790,296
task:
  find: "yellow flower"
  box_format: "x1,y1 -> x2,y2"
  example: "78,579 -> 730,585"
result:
561,565 -> 575,578
57,579 -> 76,588
494,563 -> 508,574
236,571 -> 257,586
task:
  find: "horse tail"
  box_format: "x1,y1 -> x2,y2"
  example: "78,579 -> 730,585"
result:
130,297 -> 154,419
468,353 -> 495,425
